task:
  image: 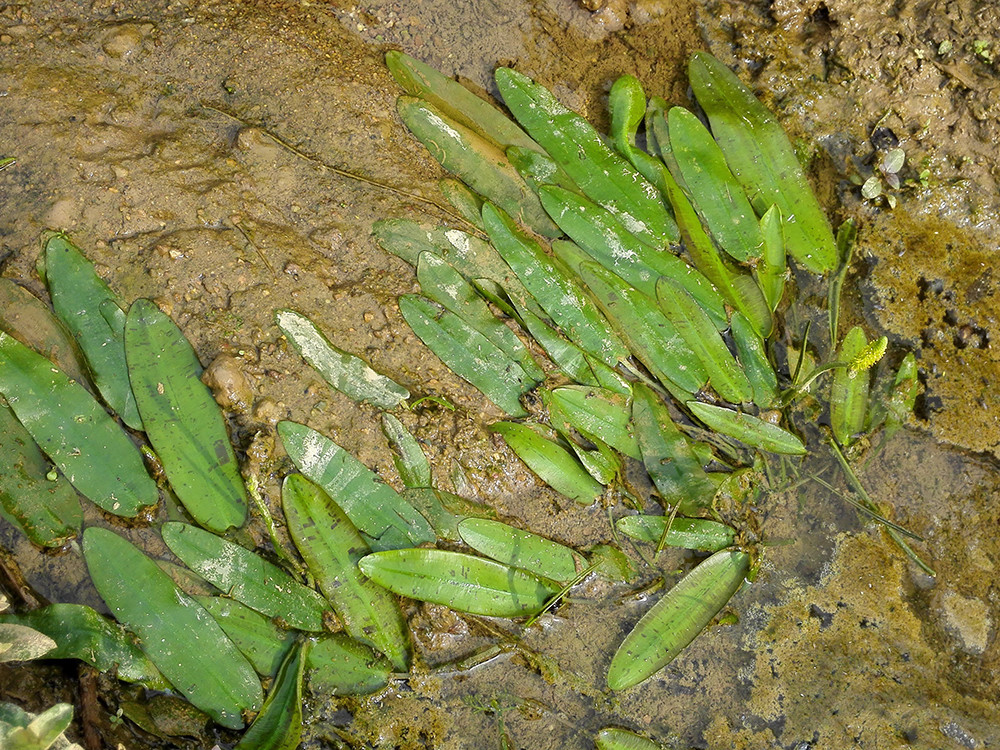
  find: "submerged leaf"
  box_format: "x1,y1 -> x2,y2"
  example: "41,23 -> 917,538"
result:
458,518 -> 585,584
234,640 -> 307,750
687,401 -> 807,455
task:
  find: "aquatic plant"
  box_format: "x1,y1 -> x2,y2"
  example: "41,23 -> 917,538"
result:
0,51 -> 926,747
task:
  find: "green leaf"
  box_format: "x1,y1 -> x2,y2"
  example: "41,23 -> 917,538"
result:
494,67 -> 678,247
400,487 -> 496,542
607,548 -> 750,690
277,420 -> 435,551
655,277 -> 754,404
539,185 -> 728,330
195,596 -> 297,677
82,527 -> 262,729
161,522 -> 330,632
416,251 -> 543,384
305,633 -> 392,696
666,106 -> 764,264
44,233 -> 142,429
381,413 -> 432,489
359,548 -> 558,617
396,96 -> 559,237
276,309 -> 409,409
596,727 -> 665,750
546,385 -> 640,459
458,518 -> 585,584
0,402 -> 81,548
687,52 -> 837,273
491,421 -> 603,505
730,312 -> 779,409
234,640 -> 307,750
0,332 -> 157,518
386,51 -> 543,154
125,299 -> 247,532
686,401 -> 807,455
631,383 -> 717,513
0,604 -> 167,687
0,623 -> 56,662
4,703 -> 73,750
615,515 -> 735,551
281,473 -> 410,670
439,178 -> 486,230
399,294 -> 533,417
754,205 -> 787,312
575,262 -> 706,397
482,203 -> 628,367
829,326 -> 869,446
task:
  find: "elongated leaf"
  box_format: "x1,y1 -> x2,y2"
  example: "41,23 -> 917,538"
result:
399,294 -> 532,417
631,383 -> 716,513
359,548 -> 558,617
306,632 -> 392,696
667,107 -> 764,263
755,205 -> 786,312
607,548 -> 749,690
0,402 -> 81,548
161,522 -> 329,632
687,401 -> 806,455
883,352 -> 919,440
495,67 -> 678,247
82,527 -> 262,729
440,178 -> 486,230
416,252 -> 543,384
608,74 -> 647,158
830,326 -> 869,446
596,727 -> 664,750
386,51 -> 543,154
381,413 -> 432,489
507,145 -> 578,195
195,596 -> 298,677
125,299 -> 246,532
540,186 -> 728,330
3,703 -> 73,750
397,97 -> 559,237
483,203 -> 628,367
44,234 -> 142,429
0,332 -> 156,518
547,386 -> 640,459
235,640 -> 307,750
0,603 -> 167,687
0,278 -> 89,388
687,52 -> 836,273
576,262 -> 707,397
458,518 -> 584,584
656,277 -> 754,404
491,421 -> 603,505
401,487 -> 496,542
0,623 -> 56,662
730,312 -> 779,408
277,420 -> 434,551
276,309 -> 409,408
615,515 -> 735,551
281,473 -> 409,670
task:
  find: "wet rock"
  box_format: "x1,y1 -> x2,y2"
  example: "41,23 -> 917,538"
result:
101,23 -> 147,59
938,590 -> 992,655
201,353 -> 254,412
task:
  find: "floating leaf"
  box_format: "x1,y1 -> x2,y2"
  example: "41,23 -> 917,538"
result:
0,603 -> 166,687
396,96 -> 559,237
44,234 -> 142,429
161,522 -> 330,632
830,326 -> 869,446
125,299 -> 246,532
615,515 -> 735,552
755,206 -> 787,312
686,401 -> 807,456
359,548 -> 558,617
278,420 -> 435,551
195,596 -> 298,677
495,67 -> 678,247
655,277 -> 754,404
546,385 -> 640,459
276,309 -> 409,409
399,294 -> 532,417
491,421 -> 603,505
439,178 -> 486,230
596,727 -> 665,750
281,473 -> 410,671
687,52 -> 837,273
400,486 -> 495,542
631,383 -> 716,513
234,640 -> 307,750
0,332 -> 156,518
607,548 -> 750,690
381,413 -> 432,489
458,518 -> 585,584
0,402 -> 81,548
82,527 -> 262,729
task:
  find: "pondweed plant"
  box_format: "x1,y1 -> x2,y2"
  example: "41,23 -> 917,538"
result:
0,52 -> 925,747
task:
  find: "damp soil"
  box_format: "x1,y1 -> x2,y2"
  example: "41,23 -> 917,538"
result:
0,0 -> 998,748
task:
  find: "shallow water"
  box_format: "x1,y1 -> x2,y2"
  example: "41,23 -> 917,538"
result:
0,1 -> 997,748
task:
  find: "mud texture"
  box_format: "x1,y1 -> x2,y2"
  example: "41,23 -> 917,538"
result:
0,0 -> 998,748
